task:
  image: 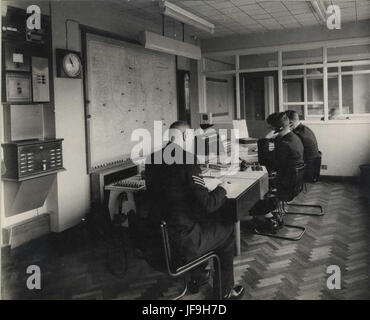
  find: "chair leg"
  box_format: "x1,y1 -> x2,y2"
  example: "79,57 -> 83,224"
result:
212,255 -> 223,300
254,224 -> 305,241
171,255 -> 222,300
254,202 -> 306,241
172,278 -> 188,300
284,201 -> 324,217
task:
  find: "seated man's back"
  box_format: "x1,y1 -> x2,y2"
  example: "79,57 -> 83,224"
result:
251,112 -> 304,233
273,130 -> 304,177
142,121 -> 244,299
285,110 -> 320,161
145,143 -> 227,260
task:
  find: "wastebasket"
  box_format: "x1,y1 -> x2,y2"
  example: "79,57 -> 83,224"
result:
359,164 -> 370,203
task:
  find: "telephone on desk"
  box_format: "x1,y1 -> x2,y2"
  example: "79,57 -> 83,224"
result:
240,160 -> 264,172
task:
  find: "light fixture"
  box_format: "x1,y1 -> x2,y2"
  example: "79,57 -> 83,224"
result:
140,30 -> 202,60
309,0 -> 327,23
159,0 -> 215,34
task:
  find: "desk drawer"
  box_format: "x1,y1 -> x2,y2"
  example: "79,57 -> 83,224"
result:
224,182 -> 261,221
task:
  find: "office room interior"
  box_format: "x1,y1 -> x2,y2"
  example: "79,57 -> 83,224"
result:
0,0 -> 370,301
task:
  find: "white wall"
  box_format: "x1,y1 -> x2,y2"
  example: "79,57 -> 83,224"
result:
242,120 -> 370,177
308,122 -> 370,176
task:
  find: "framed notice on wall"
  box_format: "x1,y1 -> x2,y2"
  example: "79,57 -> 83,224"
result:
206,77 -> 232,119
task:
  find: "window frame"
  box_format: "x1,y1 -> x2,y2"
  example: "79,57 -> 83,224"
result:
201,37 -> 370,123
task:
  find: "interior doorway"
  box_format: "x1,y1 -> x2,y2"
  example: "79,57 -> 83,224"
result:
177,70 -> 191,125
241,71 -> 279,120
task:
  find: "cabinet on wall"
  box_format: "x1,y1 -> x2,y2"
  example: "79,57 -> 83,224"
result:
2,139 -> 65,181
1,6 -> 64,220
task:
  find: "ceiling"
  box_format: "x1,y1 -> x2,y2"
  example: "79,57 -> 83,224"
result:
115,0 -> 370,39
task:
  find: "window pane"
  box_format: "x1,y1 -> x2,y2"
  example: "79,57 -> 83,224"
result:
307,104 -> 324,116
283,69 -> 304,77
283,79 -> 303,102
205,57 -> 235,72
342,74 -> 370,114
307,74 -> 323,102
328,44 -> 370,62
283,48 -> 323,66
328,76 -> 339,111
240,52 -> 277,69
328,66 -> 339,73
283,104 -> 304,119
342,65 -> 370,72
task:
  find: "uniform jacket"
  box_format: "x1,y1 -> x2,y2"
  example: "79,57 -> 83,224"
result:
145,143 -> 227,259
293,123 -> 320,161
273,131 -> 304,173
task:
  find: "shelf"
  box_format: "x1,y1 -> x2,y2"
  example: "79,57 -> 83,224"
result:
2,168 -> 66,182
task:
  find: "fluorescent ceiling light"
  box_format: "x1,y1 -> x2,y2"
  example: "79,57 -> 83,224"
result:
159,0 -> 215,34
140,31 -> 202,60
309,0 -> 327,23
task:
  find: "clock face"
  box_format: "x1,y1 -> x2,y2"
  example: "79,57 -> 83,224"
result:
62,53 -> 82,78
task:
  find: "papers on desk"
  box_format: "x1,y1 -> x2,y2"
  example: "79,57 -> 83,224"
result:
228,170 -> 267,180
203,177 -> 222,191
203,176 -> 258,199
222,178 -> 256,199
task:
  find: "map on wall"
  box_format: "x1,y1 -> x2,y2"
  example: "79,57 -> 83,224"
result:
85,33 -> 177,172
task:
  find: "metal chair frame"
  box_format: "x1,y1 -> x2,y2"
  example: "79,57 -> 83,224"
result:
284,154 -> 325,217
160,221 -> 223,300
254,202 -> 306,241
254,166 -> 306,241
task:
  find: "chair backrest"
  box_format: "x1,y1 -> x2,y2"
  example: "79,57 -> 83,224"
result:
304,151 -> 322,183
277,164 -> 306,202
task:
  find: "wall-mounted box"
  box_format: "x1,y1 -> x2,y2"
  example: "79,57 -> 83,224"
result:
4,42 -> 31,72
10,104 -> 44,141
1,138 -> 64,181
5,73 -> 32,102
32,57 -> 50,102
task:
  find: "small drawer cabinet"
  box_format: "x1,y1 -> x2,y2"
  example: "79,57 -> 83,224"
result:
2,139 -> 64,181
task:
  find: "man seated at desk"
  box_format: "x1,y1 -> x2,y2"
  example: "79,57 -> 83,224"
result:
251,112 -> 304,233
144,121 -> 245,300
285,110 -> 320,181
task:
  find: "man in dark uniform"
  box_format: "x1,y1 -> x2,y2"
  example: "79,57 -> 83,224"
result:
144,121 -> 244,300
285,110 -> 320,181
251,112 -> 304,233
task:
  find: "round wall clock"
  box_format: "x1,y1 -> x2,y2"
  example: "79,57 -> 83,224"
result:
62,52 -> 82,78
56,49 -> 82,79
